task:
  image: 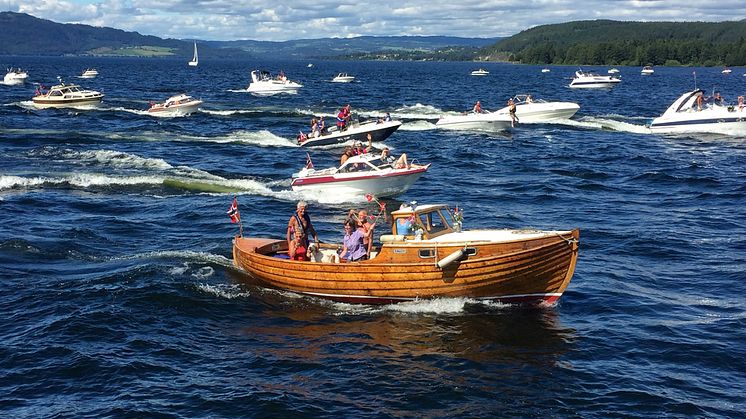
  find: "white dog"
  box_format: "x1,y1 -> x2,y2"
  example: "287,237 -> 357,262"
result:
307,242 -> 341,263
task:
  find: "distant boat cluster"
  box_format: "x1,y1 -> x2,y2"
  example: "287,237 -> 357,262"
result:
4,64 -> 746,136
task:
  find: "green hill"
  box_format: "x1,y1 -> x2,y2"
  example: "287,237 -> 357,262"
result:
482,20 -> 746,66
0,12 -> 497,60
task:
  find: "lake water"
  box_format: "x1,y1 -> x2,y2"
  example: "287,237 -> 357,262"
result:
1,57 -> 745,417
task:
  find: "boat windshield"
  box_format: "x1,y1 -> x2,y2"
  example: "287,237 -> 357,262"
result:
338,158 -> 380,173
418,209 -> 453,236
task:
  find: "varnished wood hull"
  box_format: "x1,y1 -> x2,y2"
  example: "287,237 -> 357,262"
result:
232,230 -> 580,305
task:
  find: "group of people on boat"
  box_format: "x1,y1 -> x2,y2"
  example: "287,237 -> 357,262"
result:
693,91 -> 744,111
286,201 -> 376,262
469,97 -> 522,127
338,136 -> 408,169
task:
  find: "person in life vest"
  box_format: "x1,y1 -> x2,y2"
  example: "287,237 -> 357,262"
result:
336,107 -> 346,131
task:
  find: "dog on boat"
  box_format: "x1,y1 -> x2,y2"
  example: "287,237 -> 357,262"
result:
307,242 -> 341,263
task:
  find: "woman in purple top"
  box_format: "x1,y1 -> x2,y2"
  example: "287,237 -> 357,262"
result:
340,220 -> 367,261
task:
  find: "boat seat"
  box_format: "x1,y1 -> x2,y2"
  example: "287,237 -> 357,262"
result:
380,234 -> 405,243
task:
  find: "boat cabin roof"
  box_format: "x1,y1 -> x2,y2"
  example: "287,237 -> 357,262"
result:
166,94 -> 192,103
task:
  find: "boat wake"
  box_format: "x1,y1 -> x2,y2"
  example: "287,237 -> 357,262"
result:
561,116 -> 652,134
323,297 -> 514,314
200,109 -> 263,116
1,147 -> 304,200
400,120 -> 437,131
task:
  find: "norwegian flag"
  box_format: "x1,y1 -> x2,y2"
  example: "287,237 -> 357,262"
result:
305,152 -> 314,169
365,193 -> 373,202
227,197 -> 240,223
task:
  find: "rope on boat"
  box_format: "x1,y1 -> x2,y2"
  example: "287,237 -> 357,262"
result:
556,233 -> 578,245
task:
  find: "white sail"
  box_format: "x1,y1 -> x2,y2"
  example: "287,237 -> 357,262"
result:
188,42 -> 198,67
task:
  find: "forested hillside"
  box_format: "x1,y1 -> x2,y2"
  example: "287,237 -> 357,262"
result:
483,20 -> 746,66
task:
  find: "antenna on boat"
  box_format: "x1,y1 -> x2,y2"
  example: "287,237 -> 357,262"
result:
693,70 -> 697,90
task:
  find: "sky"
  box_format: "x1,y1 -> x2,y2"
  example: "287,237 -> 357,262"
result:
7,0 -> 746,42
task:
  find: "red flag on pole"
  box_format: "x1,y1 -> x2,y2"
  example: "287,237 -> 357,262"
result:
365,193 -> 373,202
306,152 -> 314,169
227,197 -> 240,223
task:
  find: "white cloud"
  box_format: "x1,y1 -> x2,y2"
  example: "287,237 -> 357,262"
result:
8,0 -> 746,41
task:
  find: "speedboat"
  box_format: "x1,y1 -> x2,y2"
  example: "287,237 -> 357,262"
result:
232,203 -> 579,305
608,68 -> 620,74
541,68 -> 551,73
495,94 -> 580,123
3,68 -> 28,85
435,110 -> 512,131
148,94 -> 202,116
471,68 -> 489,76
569,69 -> 621,88
80,69 -> 98,79
32,80 -> 104,108
246,70 -> 302,96
650,89 -> 746,135
291,152 -> 430,198
722,67 -> 732,74
332,73 -> 355,83
298,119 -> 402,147
641,66 -> 654,75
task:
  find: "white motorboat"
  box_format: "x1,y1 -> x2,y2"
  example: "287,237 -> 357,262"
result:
435,110 -> 512,131
3,68 -> 28,85
32,80 -> 104,108
188,42 -> 198,67
650,89 -> 746,135
722,67 -> 732,74
299,119 -> 402,147
148,94 -> 202,116
80,69 -> 99,79
641,66 -> 654,75
246,70 -> 302,96
569,69 -> 621,88
494,94 -> 580,123
291,152 -> 430,198
471,68 -> 489,76
608,68 -> 620,74
332,73 -> 355,83
541,68 -> 551,73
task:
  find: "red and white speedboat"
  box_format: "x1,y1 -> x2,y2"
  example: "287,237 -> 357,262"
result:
291,153 -> 430,198
148,94 -> 202,116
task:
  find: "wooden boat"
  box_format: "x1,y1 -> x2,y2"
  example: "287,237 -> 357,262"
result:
232,203 -> 580,305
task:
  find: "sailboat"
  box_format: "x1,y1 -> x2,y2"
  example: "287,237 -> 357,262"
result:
188,42 -> 198,67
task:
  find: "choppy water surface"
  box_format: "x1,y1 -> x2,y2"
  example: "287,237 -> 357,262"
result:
1,57 -> 745,417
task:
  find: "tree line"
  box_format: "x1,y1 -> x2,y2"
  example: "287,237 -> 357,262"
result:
483,20 -> 746,66
510,38 -> 746,66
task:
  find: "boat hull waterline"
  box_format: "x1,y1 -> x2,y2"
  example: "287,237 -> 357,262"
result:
435,112 -> 512,131
233,229 -> 580,305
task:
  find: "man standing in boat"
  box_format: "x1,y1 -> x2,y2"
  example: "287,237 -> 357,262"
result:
507,98 -> 519,127
287,201 -> 318,257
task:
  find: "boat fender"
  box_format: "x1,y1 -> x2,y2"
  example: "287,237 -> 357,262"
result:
436,248 -> 464,269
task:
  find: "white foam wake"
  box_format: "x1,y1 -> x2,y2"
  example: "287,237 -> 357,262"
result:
566,116 -> 652,134
61,149 -> 174,170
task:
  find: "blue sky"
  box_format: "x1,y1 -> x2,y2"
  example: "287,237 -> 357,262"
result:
8,0 -> 746,41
